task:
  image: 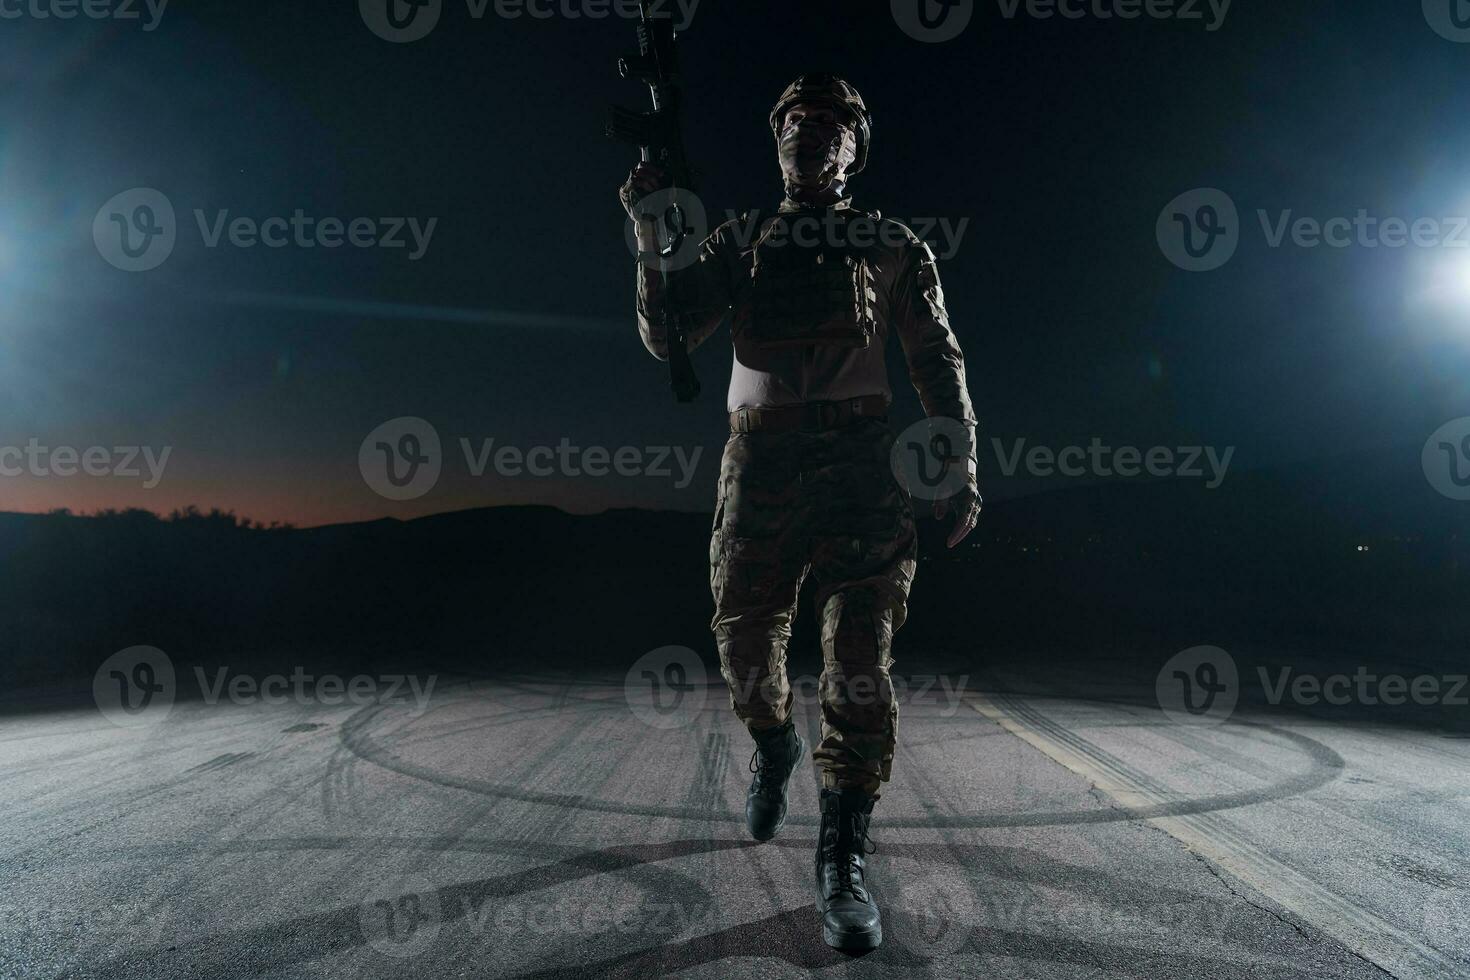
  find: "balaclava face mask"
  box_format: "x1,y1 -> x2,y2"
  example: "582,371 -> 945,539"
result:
778,106 -> 859,204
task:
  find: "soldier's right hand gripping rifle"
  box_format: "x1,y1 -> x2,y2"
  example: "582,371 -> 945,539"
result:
607,0 -> 700,403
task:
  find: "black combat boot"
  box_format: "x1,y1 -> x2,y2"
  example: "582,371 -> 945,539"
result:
815,787 -> 882,951
745,721 -> 804,842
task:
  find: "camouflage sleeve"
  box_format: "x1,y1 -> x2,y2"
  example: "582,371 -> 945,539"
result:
889,228 -> 978,456
635,222 -> 737,362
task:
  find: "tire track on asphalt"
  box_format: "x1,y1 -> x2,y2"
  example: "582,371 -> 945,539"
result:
339,684 -> 1343,830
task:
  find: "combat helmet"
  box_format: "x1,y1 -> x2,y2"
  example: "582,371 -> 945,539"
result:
768,74 -> 873,175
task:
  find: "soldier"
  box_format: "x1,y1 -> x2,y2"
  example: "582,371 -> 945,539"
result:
619,74 -> 980,952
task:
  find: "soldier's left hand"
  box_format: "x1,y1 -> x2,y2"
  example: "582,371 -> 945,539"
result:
934,459 -> 982,549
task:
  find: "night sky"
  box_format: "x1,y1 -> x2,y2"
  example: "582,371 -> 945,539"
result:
2,0 -> 1468,526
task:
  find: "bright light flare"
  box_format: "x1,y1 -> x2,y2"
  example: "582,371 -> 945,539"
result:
1414,249 -> 1470,313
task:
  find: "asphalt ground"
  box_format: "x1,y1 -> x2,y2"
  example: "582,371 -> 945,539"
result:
2,665 -> 1467,979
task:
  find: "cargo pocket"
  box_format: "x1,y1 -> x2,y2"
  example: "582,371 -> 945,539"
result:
712,534 -> 788,614
708,514 -> 724,597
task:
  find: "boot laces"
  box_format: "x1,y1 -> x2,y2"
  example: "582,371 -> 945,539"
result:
749,748 -> 786,797
822,804 -> 878,897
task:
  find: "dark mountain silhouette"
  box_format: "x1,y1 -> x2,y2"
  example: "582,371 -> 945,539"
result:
1,445 -> 1465,694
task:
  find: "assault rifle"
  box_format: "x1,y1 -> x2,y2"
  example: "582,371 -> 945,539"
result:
607,0 -> 701,403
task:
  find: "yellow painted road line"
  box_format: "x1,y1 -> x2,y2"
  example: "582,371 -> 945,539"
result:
970,691 -> 1459,980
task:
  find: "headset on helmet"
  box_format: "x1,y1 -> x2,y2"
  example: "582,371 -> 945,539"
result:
768,74 -> 873,176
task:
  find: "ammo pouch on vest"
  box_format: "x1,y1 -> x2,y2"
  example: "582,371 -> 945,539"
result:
746,216 -> 877,351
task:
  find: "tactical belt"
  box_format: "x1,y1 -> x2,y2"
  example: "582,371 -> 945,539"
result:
729,394 -> 889,434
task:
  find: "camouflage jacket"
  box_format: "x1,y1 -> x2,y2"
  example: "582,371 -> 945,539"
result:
636,198 -> 976,434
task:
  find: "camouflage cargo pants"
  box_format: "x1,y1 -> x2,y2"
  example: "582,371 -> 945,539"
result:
709,417 -> 918,795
